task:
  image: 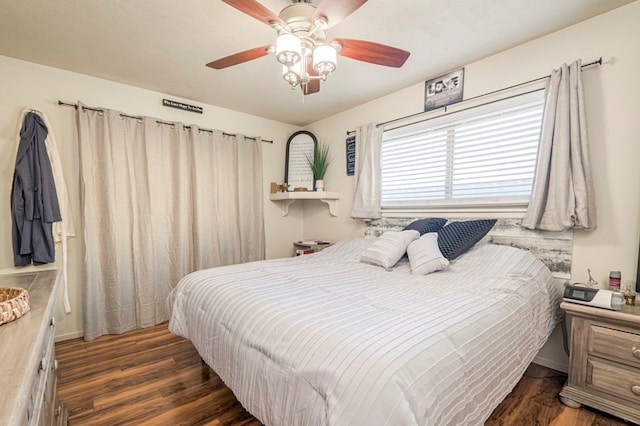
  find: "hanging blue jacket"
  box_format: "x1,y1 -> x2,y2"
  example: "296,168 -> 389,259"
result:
11,112 -> 61,266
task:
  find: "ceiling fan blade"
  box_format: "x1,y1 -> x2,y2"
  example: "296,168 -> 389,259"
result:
302,61 -> 320,95
222,0 -> 284,26
206,45 -> 271,69
312,0 -> 367,28
333,38 -> 410,68
303,80 -> 320,95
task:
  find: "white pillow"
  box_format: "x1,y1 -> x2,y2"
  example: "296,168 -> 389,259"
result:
407,232 -> 450,275
360,230 -> 420,269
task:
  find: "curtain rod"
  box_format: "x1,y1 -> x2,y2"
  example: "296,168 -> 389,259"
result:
57,100 -> 273,144
346,57 -> 602,135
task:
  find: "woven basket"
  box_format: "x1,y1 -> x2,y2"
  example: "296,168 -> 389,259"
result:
0,287 -> 30,326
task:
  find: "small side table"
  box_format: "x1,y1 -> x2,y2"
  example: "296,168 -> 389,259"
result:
293,240 -> 332,256
559,300 -> 640,424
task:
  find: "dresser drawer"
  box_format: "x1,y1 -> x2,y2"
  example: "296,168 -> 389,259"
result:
587,358 -> 640,404
588,325 -> 640,367
31,317 -> 57,426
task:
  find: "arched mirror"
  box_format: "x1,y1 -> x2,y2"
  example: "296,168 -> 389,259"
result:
285,131 -> 317,191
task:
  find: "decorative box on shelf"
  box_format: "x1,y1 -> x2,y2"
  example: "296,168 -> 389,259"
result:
293,240 -> 333,256
269,191 -> 340,216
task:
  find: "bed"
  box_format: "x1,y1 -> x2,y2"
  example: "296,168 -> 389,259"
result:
168,230 -> 560,425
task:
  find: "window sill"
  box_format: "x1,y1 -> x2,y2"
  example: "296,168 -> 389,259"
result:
381,205 -> 527,218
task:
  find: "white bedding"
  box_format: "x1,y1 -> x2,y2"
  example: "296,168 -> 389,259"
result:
167,238 -> 560,425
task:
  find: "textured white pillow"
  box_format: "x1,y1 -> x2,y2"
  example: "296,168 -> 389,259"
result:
360,230 -> 420,269
407,232 -> 450,275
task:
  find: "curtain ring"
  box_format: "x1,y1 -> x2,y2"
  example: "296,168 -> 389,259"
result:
82,106 -> 104,116
156,120 -> 175,128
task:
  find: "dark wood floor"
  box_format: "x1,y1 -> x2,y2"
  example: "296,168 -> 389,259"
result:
56,323 -> 628,425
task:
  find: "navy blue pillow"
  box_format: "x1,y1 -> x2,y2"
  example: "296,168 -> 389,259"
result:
402,218 -> 447,235
437,219 -> 497,260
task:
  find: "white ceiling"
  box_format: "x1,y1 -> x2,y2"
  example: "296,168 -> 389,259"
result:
0,0 -> 634,126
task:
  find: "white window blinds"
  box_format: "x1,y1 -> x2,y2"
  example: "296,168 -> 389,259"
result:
381,90 -> 544,209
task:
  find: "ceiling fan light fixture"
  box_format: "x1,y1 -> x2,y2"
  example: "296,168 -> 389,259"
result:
282,61 -> 302,87
275,33 -> 302,66
313,44 -> 337,76
210,0 -> 410,96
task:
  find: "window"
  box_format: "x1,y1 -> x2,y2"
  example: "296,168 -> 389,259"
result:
381,90 -> 544,210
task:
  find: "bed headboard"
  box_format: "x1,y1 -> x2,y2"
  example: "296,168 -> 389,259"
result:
363,218 -> 573,280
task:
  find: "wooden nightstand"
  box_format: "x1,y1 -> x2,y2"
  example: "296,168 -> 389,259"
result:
560,301 -> 640,424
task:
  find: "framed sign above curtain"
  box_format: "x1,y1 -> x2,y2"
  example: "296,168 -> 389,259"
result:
424,68 -> 464,112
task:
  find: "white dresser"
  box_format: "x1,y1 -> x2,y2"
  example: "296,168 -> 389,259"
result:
0,270 -> 67,426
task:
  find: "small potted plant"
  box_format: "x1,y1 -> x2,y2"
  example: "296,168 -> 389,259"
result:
306,140 -> 332,191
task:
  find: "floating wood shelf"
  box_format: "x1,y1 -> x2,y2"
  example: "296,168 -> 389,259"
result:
269,191 -> 340,217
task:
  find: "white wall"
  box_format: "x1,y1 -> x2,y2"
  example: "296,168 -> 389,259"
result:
305,2 -> 640,372
3,2 -> 638,363
0,55 -> 301,340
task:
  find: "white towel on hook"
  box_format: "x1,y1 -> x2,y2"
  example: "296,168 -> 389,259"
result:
17,108 -> 76,313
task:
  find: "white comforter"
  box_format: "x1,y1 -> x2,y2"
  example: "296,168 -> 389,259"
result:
168,238 -> 560,426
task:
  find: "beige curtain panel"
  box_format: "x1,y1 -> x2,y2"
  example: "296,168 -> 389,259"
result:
523,60 -> 596,232
77,103 -> 265,340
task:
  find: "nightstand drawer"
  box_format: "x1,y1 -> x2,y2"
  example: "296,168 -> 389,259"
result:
589,325 -> 640,367
588,358 -> 640,404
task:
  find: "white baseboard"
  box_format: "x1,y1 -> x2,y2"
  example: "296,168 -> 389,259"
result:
533,354 -> 568,374
55,331 -> 84,343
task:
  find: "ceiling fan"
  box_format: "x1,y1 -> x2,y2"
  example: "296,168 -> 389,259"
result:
206,0 -> 411,95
